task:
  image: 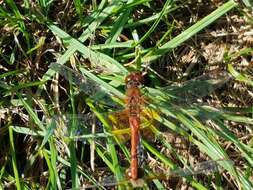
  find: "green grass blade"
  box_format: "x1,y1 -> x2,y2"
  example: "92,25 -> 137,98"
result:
42,148 -> 57,189
9,125 -> 22,190
39,118 -> 57,150
8,80 -> 47,92
91,41 -> 134,50
86,100 -> 124,189
18,94 -> 45,131
228,64 -> 253,86
69,72 -> 79,189
41,1 -> 127,85
49,138 -> 61,189
0,70 -> 23,79
47,24 -> 127,74
11,126 -> 44,136
105,8 -> 131,44
144,0 -> 238,62
79,67 -> 125,99
136,0 -> 173,46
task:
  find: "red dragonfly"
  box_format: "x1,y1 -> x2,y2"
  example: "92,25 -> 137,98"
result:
124,72 -> 143,180
49,63 -> 233,187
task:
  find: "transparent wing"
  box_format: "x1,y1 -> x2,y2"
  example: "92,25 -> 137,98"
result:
145,71 -> 233,124
51,112 -> 155,145
168,159 -> 233,177
81,159 -> 233,188
146,72 -> 232,105
50,63 -> 232,110
51,113 -> 113,144
49,63 -> 124,106
50,63 -> 100,96
160,71 -> 232,105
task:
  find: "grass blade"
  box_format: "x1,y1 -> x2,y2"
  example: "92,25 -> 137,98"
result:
144,0 -> 238,62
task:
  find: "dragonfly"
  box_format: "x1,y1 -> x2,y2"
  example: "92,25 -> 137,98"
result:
49,62 -> 233,188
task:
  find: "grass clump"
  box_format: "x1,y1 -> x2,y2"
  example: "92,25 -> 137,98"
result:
0,0 -> 253,189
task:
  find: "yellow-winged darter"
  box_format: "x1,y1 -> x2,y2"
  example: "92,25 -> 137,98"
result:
49,63 -> 234,189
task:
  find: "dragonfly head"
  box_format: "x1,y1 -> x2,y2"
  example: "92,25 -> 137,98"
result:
125,72 -> 143,88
